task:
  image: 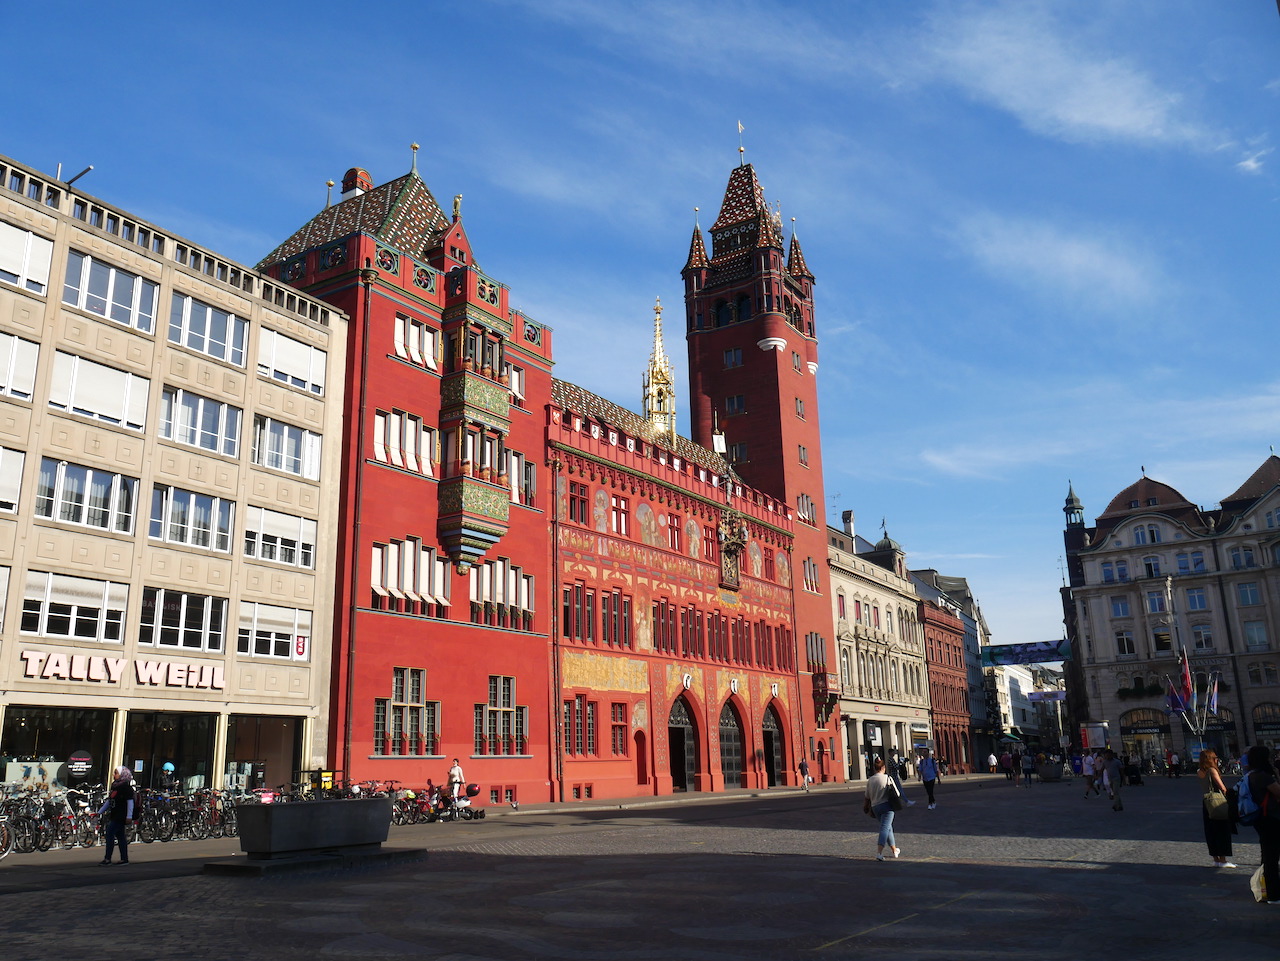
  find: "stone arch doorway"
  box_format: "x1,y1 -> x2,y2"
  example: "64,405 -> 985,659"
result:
761,705 -> 785,787
668,697 -> 699,792
719,702 -> 745,788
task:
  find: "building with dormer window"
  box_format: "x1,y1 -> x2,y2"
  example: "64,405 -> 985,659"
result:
1062,460 -> 1280,761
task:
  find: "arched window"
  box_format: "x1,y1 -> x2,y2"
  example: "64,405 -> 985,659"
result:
715,301 -> 732,328
886,609 -> 894,634
735,294 -> 751,323
840,649 -> 851,686
837,592 -> 846,620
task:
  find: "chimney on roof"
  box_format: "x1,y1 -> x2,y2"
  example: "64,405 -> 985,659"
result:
842,509 -> 854,537
341,167 -> 373,200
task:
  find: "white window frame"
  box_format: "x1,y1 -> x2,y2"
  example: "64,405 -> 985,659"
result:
237,601 -> 312,661
0,446 -> 25,512
62,250 -> 158,332
252,415 -> 322,480
149,484 -> 235,552
0,220 -> 53,294
139,586 -> 228,652
394,314 -> 440,371
243,505 -> 316,568
36,457 -> 138,533
160,386 -> 242,457
168,292 -> 248,366
20,570 -> 127,643
0,331 -> 39,400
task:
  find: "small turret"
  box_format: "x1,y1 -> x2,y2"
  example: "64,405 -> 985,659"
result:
1064,482 -> 1084,529
642,298 -> 677,444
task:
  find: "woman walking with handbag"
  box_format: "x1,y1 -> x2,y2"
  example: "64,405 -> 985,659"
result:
863,757 -> 902,862
1197,749 -> 1235,868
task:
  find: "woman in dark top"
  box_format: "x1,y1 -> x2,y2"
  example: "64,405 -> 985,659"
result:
1243,745 -> 1280,903
1196,749 -> 1235,868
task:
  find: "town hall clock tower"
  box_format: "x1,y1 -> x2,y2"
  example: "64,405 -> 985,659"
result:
682,160 -> 841,780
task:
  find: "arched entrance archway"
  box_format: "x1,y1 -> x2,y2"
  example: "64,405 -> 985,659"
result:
761,706 -> 784,786
719,702 -> 745,788
634,729 -> 648,787
668,697 -> 698,792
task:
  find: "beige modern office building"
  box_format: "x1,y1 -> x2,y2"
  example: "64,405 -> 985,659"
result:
827,513 -> 930,779
0,152 -> 346,791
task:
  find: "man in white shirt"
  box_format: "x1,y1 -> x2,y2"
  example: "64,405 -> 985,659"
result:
1082,751 -> 1100,798
987,752 -> 998,774
448,758 -> 465,798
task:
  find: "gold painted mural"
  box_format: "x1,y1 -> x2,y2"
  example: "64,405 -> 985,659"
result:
562,651 -> 650,693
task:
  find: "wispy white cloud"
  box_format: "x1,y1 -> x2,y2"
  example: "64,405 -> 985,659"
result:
1237,148 -> 1272,174
917,2 -> 1210,148
949,211 -> 1163,307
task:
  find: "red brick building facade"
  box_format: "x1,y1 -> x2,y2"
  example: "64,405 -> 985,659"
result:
920,600 -> 969,772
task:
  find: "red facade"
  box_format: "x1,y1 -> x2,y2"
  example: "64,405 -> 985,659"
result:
682,165 -> 842,780
920,601 -> 970,773
258,157 -> 833,801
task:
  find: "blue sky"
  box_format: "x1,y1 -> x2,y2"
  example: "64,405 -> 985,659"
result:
7,1 -> 1280,645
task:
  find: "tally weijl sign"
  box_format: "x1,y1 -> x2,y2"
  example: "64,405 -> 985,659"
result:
18,650 -> 226,690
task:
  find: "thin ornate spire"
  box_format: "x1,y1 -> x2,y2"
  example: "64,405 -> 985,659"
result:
642,297 -> 677,443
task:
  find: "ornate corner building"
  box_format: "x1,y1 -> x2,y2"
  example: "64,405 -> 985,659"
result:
1062,463 -> 1280,760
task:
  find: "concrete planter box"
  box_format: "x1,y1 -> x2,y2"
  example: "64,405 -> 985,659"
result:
236,798 -> 392,860
1036,762 -> 1065,782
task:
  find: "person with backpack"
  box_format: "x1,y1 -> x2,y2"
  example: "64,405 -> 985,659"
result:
1238,745 -> 1280,903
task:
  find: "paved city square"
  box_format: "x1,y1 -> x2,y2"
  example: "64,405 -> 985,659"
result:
2,774 -> 1274,960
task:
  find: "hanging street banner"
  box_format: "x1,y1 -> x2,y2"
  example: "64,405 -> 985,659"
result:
1028,690 -> 1067,702
981,639 -> 1072,667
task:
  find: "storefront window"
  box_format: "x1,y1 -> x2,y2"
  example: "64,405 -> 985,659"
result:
123,711 -> 215,791
224,715 -> 301,792
0,706 -> 115,787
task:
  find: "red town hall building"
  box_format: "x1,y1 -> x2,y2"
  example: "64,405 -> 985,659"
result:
258,154 -> 840,803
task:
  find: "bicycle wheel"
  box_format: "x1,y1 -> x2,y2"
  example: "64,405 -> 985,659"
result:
222,806 -> 238,839
75,819 -> 98,848
138,813 -> 156,843
0,820 -> 14,859
11,816 -> 37,854
35,820 -> 55,852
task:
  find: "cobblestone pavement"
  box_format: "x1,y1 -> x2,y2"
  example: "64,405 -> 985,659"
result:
2,774 -> 1275,960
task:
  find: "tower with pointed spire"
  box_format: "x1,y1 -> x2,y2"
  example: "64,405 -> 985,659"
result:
642,297 -> 677,443
682,160 -> 839,779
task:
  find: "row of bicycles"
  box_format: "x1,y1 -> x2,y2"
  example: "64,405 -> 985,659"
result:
0,785 -> 240,859
234,777 -> 485,823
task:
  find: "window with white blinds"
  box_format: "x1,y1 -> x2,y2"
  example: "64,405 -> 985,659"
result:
237,602 -> 311,660
370,539 -> 451,610
0,220 -> 53,294
48,351 -> 150,430
393,314 -> 439,370
0,445 -> 24,512
0,332 -> 38,400
243,505 -> 316,568
20,570 -> 128,643
257,328 -> 326,395
372,409 -> 435,476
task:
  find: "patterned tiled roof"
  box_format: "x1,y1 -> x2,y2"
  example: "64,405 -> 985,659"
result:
787,231 -> 811,278
1222,454 -> 1280,509
685,226 -> 709,269
710,163 -> 767,231
756,209 -> 783,250
257,171 -> 451,269
551,378 -> 728,474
